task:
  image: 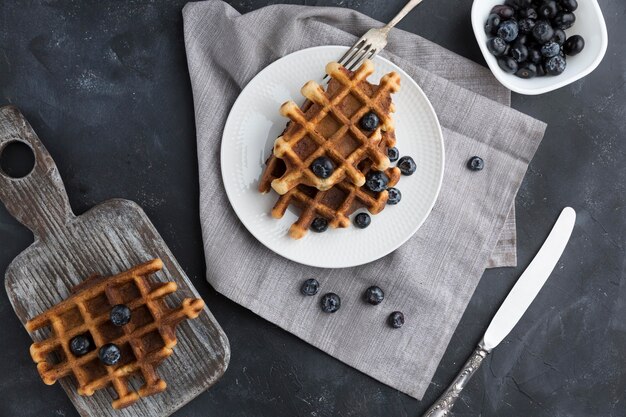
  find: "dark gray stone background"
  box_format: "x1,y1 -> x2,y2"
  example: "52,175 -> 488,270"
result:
0,0 -> 624,416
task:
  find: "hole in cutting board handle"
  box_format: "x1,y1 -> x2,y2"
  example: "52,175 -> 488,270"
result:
0,140 -> 36,179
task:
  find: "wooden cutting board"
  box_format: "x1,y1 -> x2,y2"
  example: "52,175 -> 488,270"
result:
0,106 -> 230,417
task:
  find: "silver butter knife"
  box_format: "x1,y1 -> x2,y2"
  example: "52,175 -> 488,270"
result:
422,207 -> 576,417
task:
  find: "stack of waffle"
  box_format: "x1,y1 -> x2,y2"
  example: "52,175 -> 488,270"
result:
259,60 -> 402,239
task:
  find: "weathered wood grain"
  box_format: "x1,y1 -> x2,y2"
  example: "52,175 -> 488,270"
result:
0,106 -> 230,417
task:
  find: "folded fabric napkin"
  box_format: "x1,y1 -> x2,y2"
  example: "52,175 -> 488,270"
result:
183,0 -> 546,399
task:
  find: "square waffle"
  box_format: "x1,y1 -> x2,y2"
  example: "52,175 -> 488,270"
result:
26,258 -> 204,409
270,60 -> 401,195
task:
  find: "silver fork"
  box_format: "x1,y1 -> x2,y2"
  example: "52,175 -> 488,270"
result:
324,0 -> 425,79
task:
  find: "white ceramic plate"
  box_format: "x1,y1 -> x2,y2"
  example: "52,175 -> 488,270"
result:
221,46 -> 444,268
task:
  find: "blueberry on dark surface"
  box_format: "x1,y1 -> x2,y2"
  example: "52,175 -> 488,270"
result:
559,0 -> 578,12
364,286 -> 385,305
387,188 -> 402,205
310,217 -> 328,233
467,156 -> 485,171
387,147 -> 399,162
497,56 -> 519,74
70,335 -> 91,356
532,20 -> 555,44
511,42 -> 529,63
311,156 -> 335,179
520,7 -> 537,19
491,5 -> 515,18
359,111 -> 380,132
388,311 -> 405,329
538,0 -> 558,19
397,156 -> 417,176
301,278 -> 320,296
99,343 -> 121,366
320,293 -> 341,313
485,13 -> 501,35
496,20 -> 519,42
528,47 -> 543,64
517,18 -> 536,34
553,12 -> 575,30
110,304 -> 131,326
365,170 -> 389,192
487,37 -> 508,57
563,35 -> 585,56
541,41 -> 561,58
515,63 -> 537,79
553,29 -> 566,45
545,55 -> 567,75
354,212 -> 371,229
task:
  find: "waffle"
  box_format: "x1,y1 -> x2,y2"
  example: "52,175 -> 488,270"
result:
26,259 -> 205,409
270,60 -> 401,195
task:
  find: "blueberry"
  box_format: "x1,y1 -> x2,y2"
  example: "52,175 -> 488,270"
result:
110,304 -> 131,326
467,156 -> 484,171
487,37 -> 508,57
320,293 -> 341,313
387,188 -> 401,205
354,212 -> 371,229
359,112 -> 380,131
301,278 -> 320,296
511,42 -> 529,63
516,63 -> 537,79
311,217 -> 328,233
563,35 -> 585,56
311,156 -> 335,179
365,171 -> 389,192
505,0 -> 531,9
538,0 -> 558,19
545,55 -> 566,75
397,156 -> 417,176
559,0 -> 578,11
497,20 -> 519,43
528,47 -> 543,64
553,29 -> 566,45
388,311 -> 405,329
520,7 -> 538,19
553,12 -> 575,30
541,41 -> 561,58
491,5 -> 515,18
485,13 -> 501,35
517,18 -> 536,34
536,63 -> 547,77
70,335 -> 91,356
387,147 -> 399,162
532,20 -> 555,43
364,286 -> 384,305
497,56 -> 518,74
99,343 -> 121,366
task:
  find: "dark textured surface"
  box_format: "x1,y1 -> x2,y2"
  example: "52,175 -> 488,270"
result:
0,0 -> 624,416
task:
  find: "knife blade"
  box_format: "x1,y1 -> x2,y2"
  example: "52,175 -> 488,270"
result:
422,207 -> 576,417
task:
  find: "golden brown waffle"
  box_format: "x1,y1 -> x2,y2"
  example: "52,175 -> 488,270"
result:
26,259 -> 204,409
270,60 -> 401,195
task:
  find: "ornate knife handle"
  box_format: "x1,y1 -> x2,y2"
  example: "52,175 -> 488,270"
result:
421,345 -> 491,417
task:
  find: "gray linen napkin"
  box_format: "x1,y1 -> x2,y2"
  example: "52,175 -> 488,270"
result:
183,0 -> 546,399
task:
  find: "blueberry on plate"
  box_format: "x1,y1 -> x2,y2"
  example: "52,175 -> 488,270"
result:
310,217 -> 328,233
397,156 -> 417,176
359,111 -> 380,132
545,55 -> 567,75
487,37 -> 508,57
388,311 -> 405,329
364,286 -> 384,305
354,212 -> 371,229
538,0 -> 558,19
387,147 -> 399,162
301,278 -> 320,296
553,29 -> 566,45
541,41 -> 561,58
467,156 -> 484,171
553,12 -> 575,30
365,171 -> 389,192
485,13 -> 501,35
510,42 -> 529,63
536,63 -> 547,77
491,5 -> 515,19
320,293 -> 341,313
563,35 -> 585,56
70,335 -> 91,356
311,156 -> 335,179
559,0 -> 578,12
496,20 -> 519,43
497,56 -> 518,74
99,343 -> 121,366
532,20 -> 554,44
528,47 -> 543,64
515,63 -> 537,79
387,188 -> 402,205
517,18 -> 536,34
110,304 -> 131,326
520,7 -> 537,19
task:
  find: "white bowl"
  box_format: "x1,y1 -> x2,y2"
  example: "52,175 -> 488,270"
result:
471,0 -> 608,95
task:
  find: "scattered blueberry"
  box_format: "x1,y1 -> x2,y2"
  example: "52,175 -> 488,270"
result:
365,171 -> 389,193
364,286 -> 384,305
320,293 -> 341,313
359,112 -> 380,132
553,29 -> 566,45
397,156 -> 417,176
516,63 -> 537,79
311,156 -> 335,179
311,217 -> 329,233
545,55 -> 567,75
485,13 -> 501,35
564,35 -> 585,56
99,343 -> 121,366
387,147 -> 399,162
497,20 -> 519,43
387,188 -> 402,205
388,311 -> 405,329
301,278 -> 320,296
488,37 -> 508,57
553,12 -> 575,30
110,304 -> 131,327
532,20 -> 554,44
70,335 -> 91,356
541,41 -> 560,58
467,156 -> 485,171
354,212 -> 371,229
559,0 -> 578,12
491,5 -> 515,19
497,56 -> 518,74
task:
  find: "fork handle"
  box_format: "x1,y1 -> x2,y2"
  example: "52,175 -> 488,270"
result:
383,0 -> 425,32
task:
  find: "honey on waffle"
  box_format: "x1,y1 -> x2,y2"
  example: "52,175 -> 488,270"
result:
26,259 -> 204,409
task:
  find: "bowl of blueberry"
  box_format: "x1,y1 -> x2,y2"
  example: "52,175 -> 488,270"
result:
471,0 -> 607,95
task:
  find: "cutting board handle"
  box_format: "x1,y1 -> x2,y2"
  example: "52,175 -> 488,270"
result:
0,106 -> 75,239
